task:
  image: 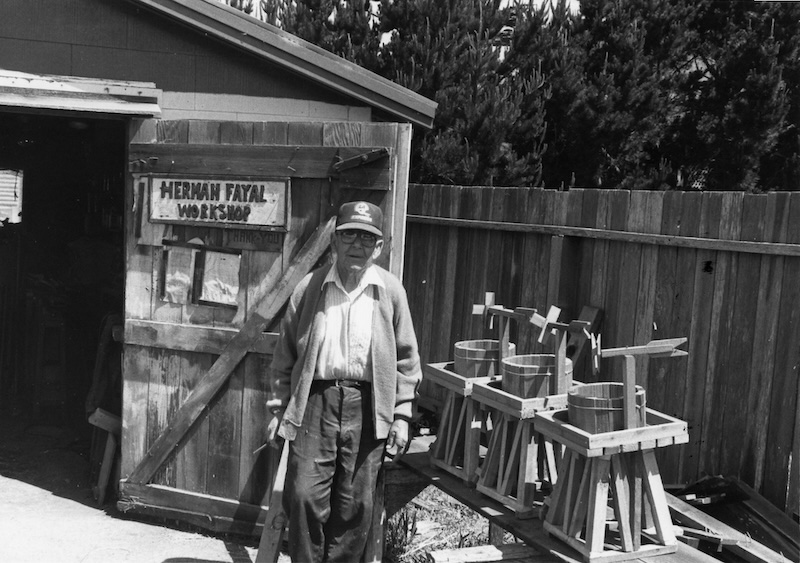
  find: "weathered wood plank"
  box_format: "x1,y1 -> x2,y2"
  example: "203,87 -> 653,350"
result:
671,192 -> 702,484
188,120 -> 221,144
152,246 -> 184,324
176,352 -> 212,493
119,482 -> 264,536
427,543 -> 553,562
121,345 -> 151,480
239,353 -> 272,505
650,190 -> 681,424
206,364 -> 243,498
718,193 -> 764,478
459,187 -> 488,340
127,217 -> 336,485
129,143 -> 392,188
125,243 -> 155,320
220,121 -> 254,145
681,192 -> 721,481
702,192 -> 743,476
287,122 -> 323,146
763,192 -> 800,514
740,192 -> 787,489
322,121 -> 362,147
149,349 -> 182,487
632,191 -> 663,391
653,192 -> 693,482
431,185 -> 461,364
602,190 -> 631,379
253,122 -> 288,145
575,188 -> 599,324
418,186 -> 443,368
157,120 -> 189,143
405,215 -> 800,257
588,190 -> 611,357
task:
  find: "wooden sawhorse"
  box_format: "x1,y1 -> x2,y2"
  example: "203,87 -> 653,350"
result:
536,408 -> 688,562
425,362 -> 499,485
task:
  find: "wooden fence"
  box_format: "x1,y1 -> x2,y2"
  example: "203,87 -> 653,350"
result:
403,184 -> 800,517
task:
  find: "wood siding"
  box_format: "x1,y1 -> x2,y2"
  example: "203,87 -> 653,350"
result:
404,184 -> 800,518
0,0 -> 357,111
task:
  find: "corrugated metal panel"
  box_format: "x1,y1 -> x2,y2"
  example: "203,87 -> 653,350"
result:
0,170 -> 22,224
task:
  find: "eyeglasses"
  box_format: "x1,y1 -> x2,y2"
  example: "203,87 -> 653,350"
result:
337,230 -> 379,247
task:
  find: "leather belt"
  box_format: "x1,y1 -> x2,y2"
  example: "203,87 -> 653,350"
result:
312,379 -> 368,389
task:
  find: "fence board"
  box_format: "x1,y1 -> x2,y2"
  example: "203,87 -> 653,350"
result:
518,189 -> 546,351
718,194 -> 764,477
633,192 -> 664,391
663,192 -> 699,479
741,192 -> 786,489
404,185 -> 800,516
702,193 -> 743,475
651,191 -> 681,475
432,186 -> 461,364
763,193 -> 800,511
602,191 -> 631,379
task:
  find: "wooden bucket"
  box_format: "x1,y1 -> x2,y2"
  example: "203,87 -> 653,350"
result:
453,340 -> 515,378
567,382 -> 646,433
501,354 -> 573,398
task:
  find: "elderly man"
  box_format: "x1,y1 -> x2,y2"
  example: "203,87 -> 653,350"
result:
267,201 -> 422,562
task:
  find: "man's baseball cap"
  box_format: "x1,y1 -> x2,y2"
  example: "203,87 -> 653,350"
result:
336,201 -> 383,237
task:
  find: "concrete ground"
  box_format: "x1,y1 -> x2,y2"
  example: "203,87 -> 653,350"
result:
0,412 -> 288,563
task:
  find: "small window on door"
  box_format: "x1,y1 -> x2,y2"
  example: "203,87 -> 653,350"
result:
161,240 -> 240,308
194,249 -> 240,308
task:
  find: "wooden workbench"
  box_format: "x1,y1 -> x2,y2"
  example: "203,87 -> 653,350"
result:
397,436 -> 723,563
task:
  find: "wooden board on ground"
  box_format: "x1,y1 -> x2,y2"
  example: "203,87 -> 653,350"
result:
399,437 -> 721,563
427,543 -> 557,562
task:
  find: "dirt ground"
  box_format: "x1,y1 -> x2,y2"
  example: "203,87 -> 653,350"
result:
0,411 -> 289,563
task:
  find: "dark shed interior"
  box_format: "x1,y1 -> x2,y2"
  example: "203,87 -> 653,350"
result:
0,111 -> 127,433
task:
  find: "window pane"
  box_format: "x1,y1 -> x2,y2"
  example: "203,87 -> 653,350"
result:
0,170 -> 23,224
200,251 -> 240,307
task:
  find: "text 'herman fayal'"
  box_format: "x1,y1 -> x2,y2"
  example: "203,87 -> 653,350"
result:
150,177 -> 287,227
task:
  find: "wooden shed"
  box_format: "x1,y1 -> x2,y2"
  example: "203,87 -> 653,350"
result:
0,0 -> 435,534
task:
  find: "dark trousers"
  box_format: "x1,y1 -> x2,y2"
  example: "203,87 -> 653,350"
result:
284,382 -> 384,563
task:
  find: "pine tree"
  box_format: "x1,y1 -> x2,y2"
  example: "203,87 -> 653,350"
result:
266,0 -> 377,68
377,0 -> 541,185
571,0 -> 695,189
224,0 -> 800,191
671,0 -> 798,191
501,0 -> 583,188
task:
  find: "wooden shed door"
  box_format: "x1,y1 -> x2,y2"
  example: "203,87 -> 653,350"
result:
118,120 -> 411,534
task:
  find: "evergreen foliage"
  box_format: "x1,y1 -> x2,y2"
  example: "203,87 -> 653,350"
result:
227,0 -> 800,191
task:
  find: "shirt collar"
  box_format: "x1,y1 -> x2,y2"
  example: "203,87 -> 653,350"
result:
323,263 -> 385,293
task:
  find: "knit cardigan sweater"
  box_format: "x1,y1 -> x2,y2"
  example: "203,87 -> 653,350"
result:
270,263 -> 422,441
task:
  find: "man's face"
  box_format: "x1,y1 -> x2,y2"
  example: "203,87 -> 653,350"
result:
332,229 -> 384,276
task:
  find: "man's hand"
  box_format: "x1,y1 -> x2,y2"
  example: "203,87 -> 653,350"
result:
385,419 -> 410,458
266,412 -> 283,449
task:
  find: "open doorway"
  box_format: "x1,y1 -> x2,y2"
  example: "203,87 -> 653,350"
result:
0,111 -> 127,435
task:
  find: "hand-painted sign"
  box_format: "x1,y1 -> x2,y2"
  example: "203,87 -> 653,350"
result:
149,176 -> 287,228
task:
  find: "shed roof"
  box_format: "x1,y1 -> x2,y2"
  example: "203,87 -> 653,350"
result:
124,0 -> 437,129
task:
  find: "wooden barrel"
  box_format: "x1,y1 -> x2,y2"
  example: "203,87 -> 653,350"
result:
501,354 -> 573,398
567,382 -> 646,433
453,340 -> 515,378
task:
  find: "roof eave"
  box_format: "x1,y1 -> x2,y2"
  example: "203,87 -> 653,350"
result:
124,0 -> 436,129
